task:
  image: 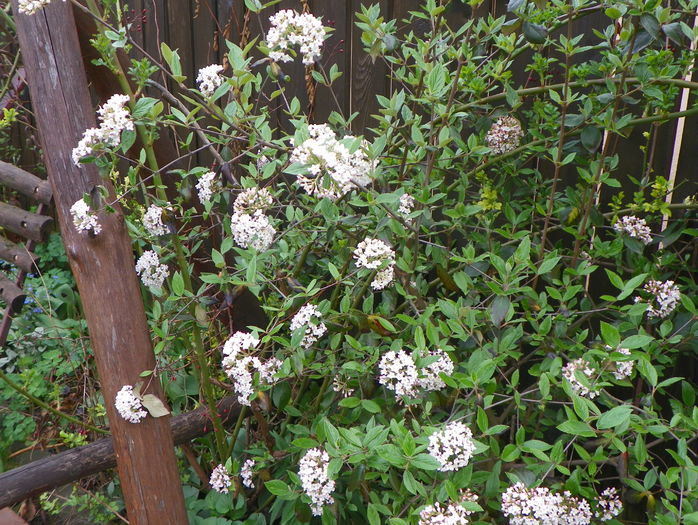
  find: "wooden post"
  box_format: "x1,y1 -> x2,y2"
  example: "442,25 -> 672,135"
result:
0,273 -> 26,314
0,238 -> 37,273
0,202 -> 53,242
12,3 -> 188,523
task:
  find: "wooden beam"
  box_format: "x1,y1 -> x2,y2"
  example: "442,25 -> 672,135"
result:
0,238 -> 37,273
12,3 -> 188,523
0,396 -> 241,509
0,273 -> 26,314
0,202 -> 53,242
0,161 -> 52,204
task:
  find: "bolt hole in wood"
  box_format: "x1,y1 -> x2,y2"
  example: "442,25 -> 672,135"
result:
20,221 -> 27,228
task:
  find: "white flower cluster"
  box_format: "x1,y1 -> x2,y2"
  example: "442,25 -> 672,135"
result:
419,491 -> 478,525
353,237 -> 395,290
378,350 -> 419,397
266,10 -> 325,66
209,464 -> 232,494
398,193 -> 415,216
135,250 -> 169,289
220,331 -> 281,406
17,0 -> 63,15
196,171 -> 218,204
428,421 -> 476,472
290,304 -> 327,348
298,448 -> 335,516
378,348 -> 454,397
332,376 -> 355,398
562,358 -> 599,398
240,459 -> 255,489
143,204 -> 169,236
610,347 -> 634,380
485,116 -> 524,155
197,64 -> 225,97
613,215 -> 652,245
419,502 -> 471,525
70,198 -> 102,235
595,487 -> 623,521
635,279 -> 681,318
230,187 -> 276,251
72,94 -> 134,165
114,385 -> 147,424
291,124 -> 374,200
501,483 -> 594,525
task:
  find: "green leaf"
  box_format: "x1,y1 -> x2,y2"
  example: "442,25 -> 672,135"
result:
600,322 -> 620,348
292,438 -> 319,449
619,334 -> 653,349
171,272 -> 184,296
265,480 -> 295,500
362,399 -> 381,413
581,126 -> 602,153
507,0 -> 526,11
662,22 -> 688,47
523,21 -> 548,44
618,273 -> 648,300
537,255 -> 561,275
409,453 -> 440,470
490,296 -> 510,326
140,394 -> 170,418
557,420 -> 596,437
368,503 -> 381,525
597,405 -> 632,430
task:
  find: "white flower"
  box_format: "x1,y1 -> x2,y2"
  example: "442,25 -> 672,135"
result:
114,385 -> 147,424
234,187 -> 273,214
70,198 -> 102,234
398,193 -> 415,216
17,0 -> 64,16
290,304 -> 327,348
635,279 -> 680,318
613,215 -> 652,245
610,347 -> 634,381
298,448 -> 335,516
485,116 -> 524,155
197,64 -> 225,97
428,421 -> 476,472
332,376 -> 354,398
418,349 -> 455,392
240,459 -> 255,489
266,10 -> 325,65
196,171 -> 218,204
502,483 -> 594,525
223,331 -> 259,357
230,211 -> 276,251
562,358 -> 600,398
354,237 -> 396,290
419,502 -> 471,525
135,250 -> 169,288
221,332 -> 280,406
595,487 -> 622,521
291,124 -> 375,200
378,350 -> 420,397
143,204 -> 169,236
209,464 -> 232,494
73,94 -> 133,165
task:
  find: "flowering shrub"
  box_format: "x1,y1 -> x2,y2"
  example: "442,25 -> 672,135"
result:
15,0 -> 698,523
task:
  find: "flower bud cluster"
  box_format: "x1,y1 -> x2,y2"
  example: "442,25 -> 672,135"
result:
230,187 -> 276,251
485,116 -> 524,155
72,94 -> 134,165
562,358 -> 599,398
18,0 -> 63,15
240,459 -> 255,489
70,198 -> 102,235
196,171 -> 219,204
610,347 -> 634,380
502,482 -> 597,525
298,448 -> 335,516
428,421 -> 476,472
114,385 -> 147,424
635,279 -> 680,318
353,237 -> 395,290
595,487 -> 623,521
135,250 -> 170,289
398,193 -> 415,216
197,64 -> 225,97
221,331 -> 281,406
209,464 -> 232,494
291,124 -> 374,200
378,348 -> 454,398
143,204 -> 169,237
613,215 -> 652,245
266,10 -> 325,66
290,304 -> 327,348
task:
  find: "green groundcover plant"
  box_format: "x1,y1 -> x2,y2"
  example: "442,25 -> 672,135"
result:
6,0 -> 698,523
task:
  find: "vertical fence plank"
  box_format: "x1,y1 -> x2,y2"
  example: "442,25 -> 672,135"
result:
13,2 -> 188,523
